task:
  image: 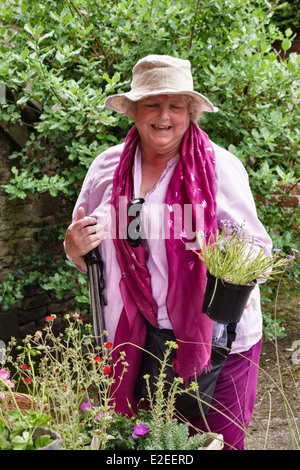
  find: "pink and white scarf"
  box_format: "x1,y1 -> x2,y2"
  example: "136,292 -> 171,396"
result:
109,123 -> 217,415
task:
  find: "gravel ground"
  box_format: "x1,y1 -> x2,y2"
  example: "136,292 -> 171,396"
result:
245,294 -> 300,450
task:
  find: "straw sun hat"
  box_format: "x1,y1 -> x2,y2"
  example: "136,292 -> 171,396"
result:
104,55 -> 218,121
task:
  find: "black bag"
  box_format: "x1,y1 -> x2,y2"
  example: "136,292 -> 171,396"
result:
134,321 -> 236,418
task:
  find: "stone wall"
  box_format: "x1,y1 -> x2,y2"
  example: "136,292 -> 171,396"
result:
0,127 -> 76,343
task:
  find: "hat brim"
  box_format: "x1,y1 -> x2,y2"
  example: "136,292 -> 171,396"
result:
105,89 -> 218,114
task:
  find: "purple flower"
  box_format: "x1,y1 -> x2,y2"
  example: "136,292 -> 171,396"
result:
286,255 -> 293,259
81,402 -> 94,412
132,424 -> 149,439
218,240 -> 225,252
273,248 -> 281,253
231,222 -> 242,235
291,248 -> 299,253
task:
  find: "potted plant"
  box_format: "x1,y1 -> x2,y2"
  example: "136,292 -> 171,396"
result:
195,220 -> 297,324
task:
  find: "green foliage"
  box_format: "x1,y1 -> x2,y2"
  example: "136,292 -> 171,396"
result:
0,407 -> 53,450
272,0 -> 300,34
0,0 -> 299,329
104,340 -> 208,451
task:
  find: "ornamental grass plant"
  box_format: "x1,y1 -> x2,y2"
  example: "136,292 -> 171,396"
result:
195,220 -> 297,286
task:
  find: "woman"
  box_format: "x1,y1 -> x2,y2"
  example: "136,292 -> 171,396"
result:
65,55 -> 272,450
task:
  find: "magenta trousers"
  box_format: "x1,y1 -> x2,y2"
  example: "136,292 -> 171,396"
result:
189,339 -> 262,450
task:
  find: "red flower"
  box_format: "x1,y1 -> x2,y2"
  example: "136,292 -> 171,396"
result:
105,342 -> 113,349
46,315 -> 55,321
22,364 -> 28,370
104,365 -> 110,375
95,356 -> 102,363
64,386 -> 67,392
24,377 -> 32,383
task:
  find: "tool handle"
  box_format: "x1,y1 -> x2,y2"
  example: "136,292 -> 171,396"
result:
84,247 -> 101,265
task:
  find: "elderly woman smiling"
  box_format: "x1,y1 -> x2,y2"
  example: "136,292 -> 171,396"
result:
64,55 -> 272,450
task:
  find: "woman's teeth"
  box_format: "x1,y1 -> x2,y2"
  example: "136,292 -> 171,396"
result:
151,124 -> 171,130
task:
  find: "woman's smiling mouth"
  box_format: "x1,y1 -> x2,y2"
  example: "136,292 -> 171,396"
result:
151,124 -> 172,131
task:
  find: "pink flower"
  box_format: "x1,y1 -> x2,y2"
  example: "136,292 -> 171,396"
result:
0,368 -> 15,388
0,368 -> 10,381
132,424 -> 149,439
81,402 -> 93,412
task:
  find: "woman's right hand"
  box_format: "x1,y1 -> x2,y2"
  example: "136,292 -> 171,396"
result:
64,206 -> 104,271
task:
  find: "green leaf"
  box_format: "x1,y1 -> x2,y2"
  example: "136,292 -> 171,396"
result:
20,48 -> 30,60
281,38 -> 291,51
34,434 -> 53,449
11,431 -> 34,450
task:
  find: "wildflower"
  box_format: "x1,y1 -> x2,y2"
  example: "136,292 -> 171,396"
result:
64,386 -> 67,392
105,342 -> 113,349
24,377 -> 32,383
286,255 -> 293,259
0,368 -> 15,388
0,368 -> 10,381
132,424 -> 149,439
291,248 -> 299,253
273,248 -> 281,253
34,330 -> 42,340
95,356 -> 102,363
218,240 -> 225,252
232,222 -> 242,234
104,365 -> 110,375
22,364 -> 28,370
46,315 -> 55,321
81,402 -> 93,412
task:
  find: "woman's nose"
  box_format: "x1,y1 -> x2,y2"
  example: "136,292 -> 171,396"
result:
159,105 -> 170,120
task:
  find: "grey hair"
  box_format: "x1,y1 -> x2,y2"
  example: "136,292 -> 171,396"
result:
122,95 -> 204,122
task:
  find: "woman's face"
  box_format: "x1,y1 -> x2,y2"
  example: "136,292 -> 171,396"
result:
133,94 -> 190,161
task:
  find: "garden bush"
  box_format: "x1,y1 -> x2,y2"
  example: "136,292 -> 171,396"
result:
0,0 -> 299,329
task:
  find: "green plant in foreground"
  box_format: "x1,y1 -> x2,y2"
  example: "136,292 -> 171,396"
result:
103,341 -> 208,451
0,371 -> 53,450
0,408 -> 52,450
